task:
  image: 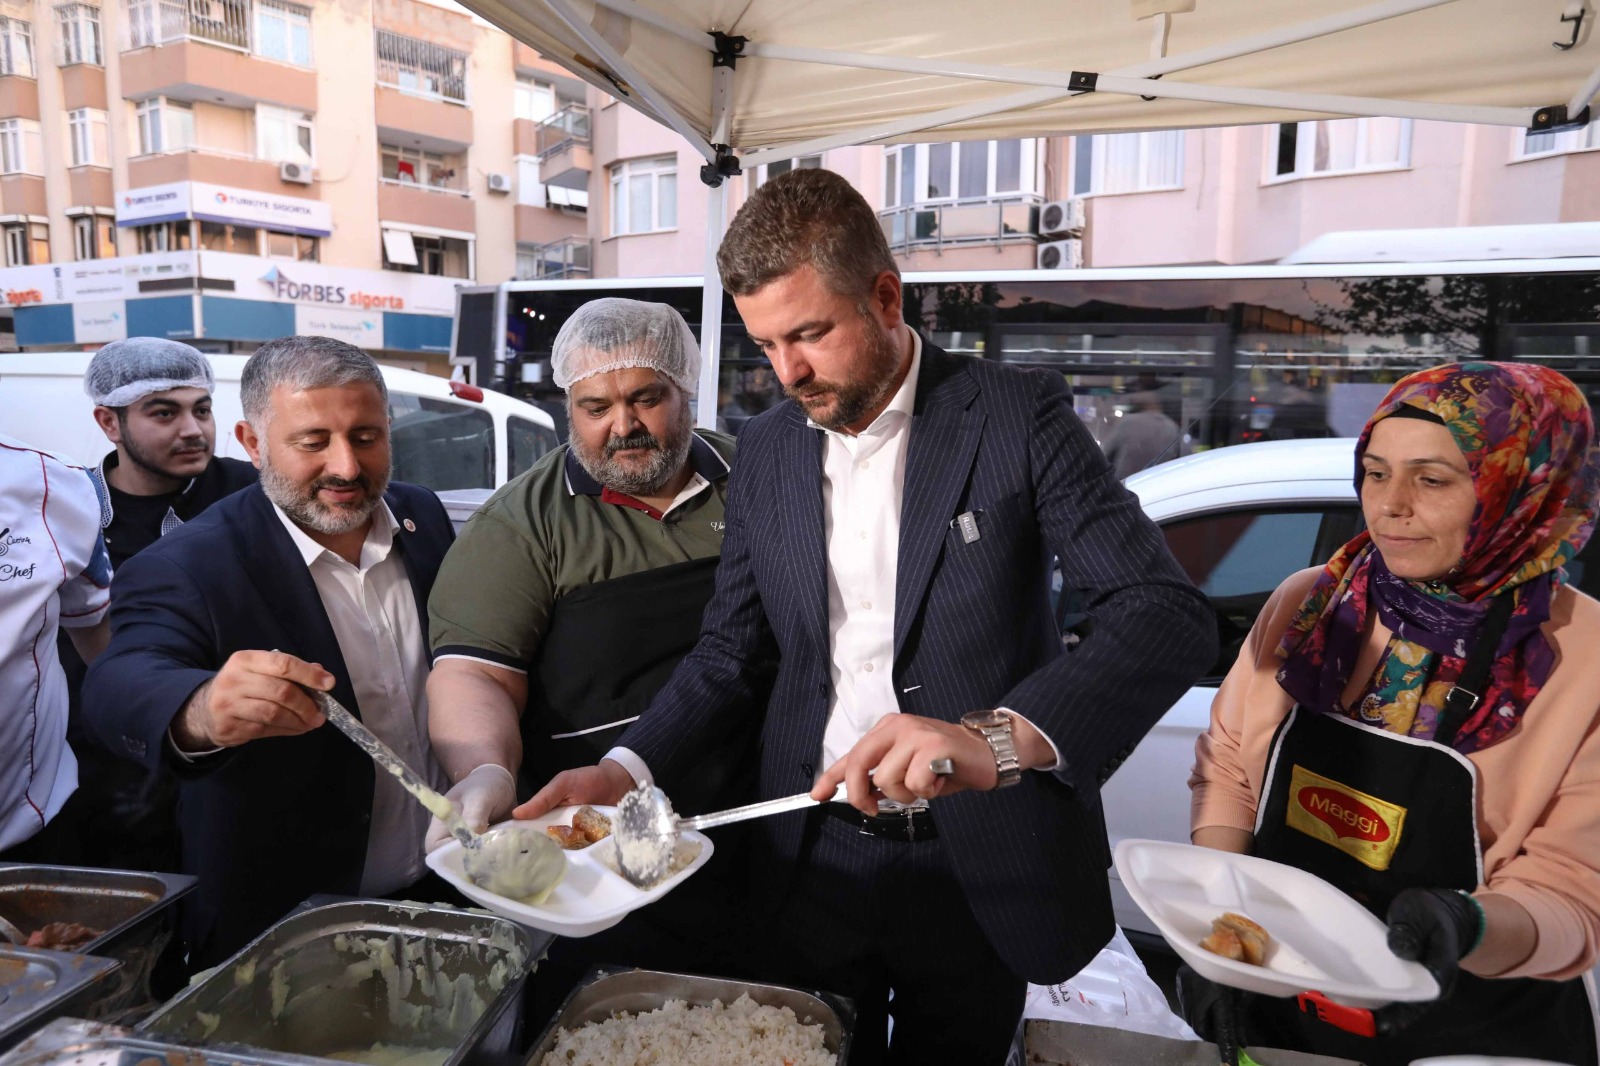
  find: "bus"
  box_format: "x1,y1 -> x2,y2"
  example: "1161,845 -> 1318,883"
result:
452,260 -> 1600,449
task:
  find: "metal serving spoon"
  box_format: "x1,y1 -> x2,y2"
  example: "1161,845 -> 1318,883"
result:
0,911 -> 26,944
613,758 -> 955,888
310,690 -> 561,900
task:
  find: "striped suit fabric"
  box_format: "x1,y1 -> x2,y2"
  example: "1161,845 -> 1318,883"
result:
619,340 -> 1217,984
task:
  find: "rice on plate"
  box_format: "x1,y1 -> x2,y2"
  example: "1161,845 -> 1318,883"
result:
539,993 -> 836,1065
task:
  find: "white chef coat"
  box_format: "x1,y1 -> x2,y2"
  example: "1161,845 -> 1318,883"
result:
272,501 -> 444,895
0,435 -> 111,852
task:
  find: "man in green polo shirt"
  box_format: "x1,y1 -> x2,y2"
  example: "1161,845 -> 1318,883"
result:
425,298 -> 757,1018
425,298 -> 745,841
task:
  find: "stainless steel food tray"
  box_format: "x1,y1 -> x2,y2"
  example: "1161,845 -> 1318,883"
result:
0,1016 -> 318,1066
0,863 -> 197,1021
144,899 -> 540,1066
526,966 -> 855,1065
0,945 -> 121,1052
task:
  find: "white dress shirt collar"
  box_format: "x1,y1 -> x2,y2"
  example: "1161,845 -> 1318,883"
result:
272,499 -> 400,570
807,330 -> 922,439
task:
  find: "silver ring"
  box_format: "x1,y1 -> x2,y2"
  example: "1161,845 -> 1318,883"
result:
929,758 -> 954,775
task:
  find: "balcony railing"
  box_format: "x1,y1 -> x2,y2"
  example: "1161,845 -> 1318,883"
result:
535,104 -> 589,158
380,175 -> 469,198
528,236 -> 590,279
878,195 -> 1042,254
125,0 -> 250,52
375,29 -> 467,105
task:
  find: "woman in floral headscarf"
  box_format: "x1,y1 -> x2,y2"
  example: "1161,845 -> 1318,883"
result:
1188,361 -> 1600,1065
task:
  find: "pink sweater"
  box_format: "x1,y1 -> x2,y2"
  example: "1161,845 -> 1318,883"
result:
1191,566 -> 1600,980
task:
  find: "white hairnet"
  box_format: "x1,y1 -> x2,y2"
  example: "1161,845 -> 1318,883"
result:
551,298 -> 700,393
84,338 -> 214,408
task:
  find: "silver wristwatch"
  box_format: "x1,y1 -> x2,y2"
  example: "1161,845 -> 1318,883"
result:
961,710 -> 1022,789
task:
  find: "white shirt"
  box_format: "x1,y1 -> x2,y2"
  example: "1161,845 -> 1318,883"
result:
272,501 -> 443,895
0,435 -> 110,852
607,332 -> 1060,789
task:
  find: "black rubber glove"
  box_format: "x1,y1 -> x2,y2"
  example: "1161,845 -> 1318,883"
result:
1385,887 -> 1485,991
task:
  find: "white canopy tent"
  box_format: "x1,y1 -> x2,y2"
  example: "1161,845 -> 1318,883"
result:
455,0 -> 1600,423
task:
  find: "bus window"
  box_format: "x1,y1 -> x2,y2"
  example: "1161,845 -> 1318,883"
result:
509,414 -> 560,480
390,394 -> 494,491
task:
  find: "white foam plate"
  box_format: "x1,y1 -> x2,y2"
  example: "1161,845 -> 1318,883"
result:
425,805 -> 713,937
1113,838 -> 1439,1008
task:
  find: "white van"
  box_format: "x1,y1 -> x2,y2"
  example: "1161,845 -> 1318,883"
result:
0,353 -> 560,493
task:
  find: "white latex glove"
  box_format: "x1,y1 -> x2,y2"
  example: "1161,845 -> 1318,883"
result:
425,763 -> 517,852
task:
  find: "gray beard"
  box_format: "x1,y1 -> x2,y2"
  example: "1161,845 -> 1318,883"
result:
260,453 -> 390,536
571,403 -> 695,497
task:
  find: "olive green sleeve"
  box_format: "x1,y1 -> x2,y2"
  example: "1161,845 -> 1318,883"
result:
428,502 -> 555,672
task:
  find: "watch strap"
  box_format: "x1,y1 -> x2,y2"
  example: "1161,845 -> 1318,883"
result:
974,716 -> 1022,789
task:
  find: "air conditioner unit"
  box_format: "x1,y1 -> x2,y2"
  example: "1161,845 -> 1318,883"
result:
1038,198 -> 1085,237
486,172 -> 512,194
280,161 -> 312,185
1036,239 -> 1083,271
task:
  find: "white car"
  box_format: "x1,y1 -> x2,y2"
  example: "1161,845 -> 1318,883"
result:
1105,437 -> 1600,939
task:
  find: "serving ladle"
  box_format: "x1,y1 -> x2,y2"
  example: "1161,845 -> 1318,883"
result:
614,759 -> 955,888
309,689 -> 560,899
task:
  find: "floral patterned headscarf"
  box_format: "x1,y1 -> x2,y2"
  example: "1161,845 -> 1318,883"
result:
1275,362 -> 1600,754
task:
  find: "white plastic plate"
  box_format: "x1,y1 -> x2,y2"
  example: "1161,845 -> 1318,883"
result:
425,806 -> 713,937
1113,838 -> 1439,1007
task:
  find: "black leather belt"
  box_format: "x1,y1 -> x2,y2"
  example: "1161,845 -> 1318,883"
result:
825,804 -> 938,842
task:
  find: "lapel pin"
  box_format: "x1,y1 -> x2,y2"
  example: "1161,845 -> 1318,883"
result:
403,518 -> 416,533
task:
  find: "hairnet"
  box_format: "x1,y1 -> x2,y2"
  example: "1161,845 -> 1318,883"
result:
551,298 -> 700,393
84,338 -> 214,408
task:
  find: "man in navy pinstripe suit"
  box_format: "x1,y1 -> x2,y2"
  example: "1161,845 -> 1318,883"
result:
524,169 -> 1217,1063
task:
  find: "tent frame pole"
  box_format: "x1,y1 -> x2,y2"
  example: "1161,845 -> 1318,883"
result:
1569,61 -> 1600,119
695,49 -> 737,429
538,0 -> 718,163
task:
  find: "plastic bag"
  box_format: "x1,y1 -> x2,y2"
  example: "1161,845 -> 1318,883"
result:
1023,926 -> 1200,1042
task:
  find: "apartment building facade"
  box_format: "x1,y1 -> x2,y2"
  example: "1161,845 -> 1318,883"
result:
0,0 -> 586,371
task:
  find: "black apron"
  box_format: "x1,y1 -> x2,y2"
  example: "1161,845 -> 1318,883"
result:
1240,605 -> 1598,1065
521,555 -> 759,815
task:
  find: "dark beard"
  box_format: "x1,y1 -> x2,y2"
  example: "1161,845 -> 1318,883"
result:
785,319 -> 903,432
122,432 -> 209,483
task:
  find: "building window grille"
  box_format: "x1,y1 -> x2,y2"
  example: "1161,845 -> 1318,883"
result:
125,0 -> 249,51
1268,118 -> 1411,180
609,155 -> 677,235
375,29 -> 467,104
56,4 -> 101,65
253,0 -> 309,65
0,18 -> 34,77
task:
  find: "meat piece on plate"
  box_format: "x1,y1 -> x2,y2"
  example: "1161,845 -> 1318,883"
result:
545,825 -> 592,850
572,806 -> 613,843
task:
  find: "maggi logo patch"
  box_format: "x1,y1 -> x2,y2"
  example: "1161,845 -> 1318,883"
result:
1299,786 -> 1390,842
1285,765 -> 1407,871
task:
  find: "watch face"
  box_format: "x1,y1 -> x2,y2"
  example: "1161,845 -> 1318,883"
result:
962,710 -> 1010,730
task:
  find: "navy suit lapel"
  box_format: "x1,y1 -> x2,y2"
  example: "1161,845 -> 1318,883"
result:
385,490 -> 436,637
895,347 -> 983,658
778,406 -> 831,662
236,487 -> 357,716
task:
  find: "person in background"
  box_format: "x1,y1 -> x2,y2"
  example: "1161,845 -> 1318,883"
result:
62,339 -> 258,873
84,336 -> 455,968
520,168 -> 1216,1064
0,434 -> 111,863
425,298 -> 758,1021
1103,390 -> 1190,480
1188,362 -> 1600,1065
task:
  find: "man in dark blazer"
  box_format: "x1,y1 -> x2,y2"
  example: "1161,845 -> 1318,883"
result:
524,169 -> 1217,1063
85,336 -> 454,968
